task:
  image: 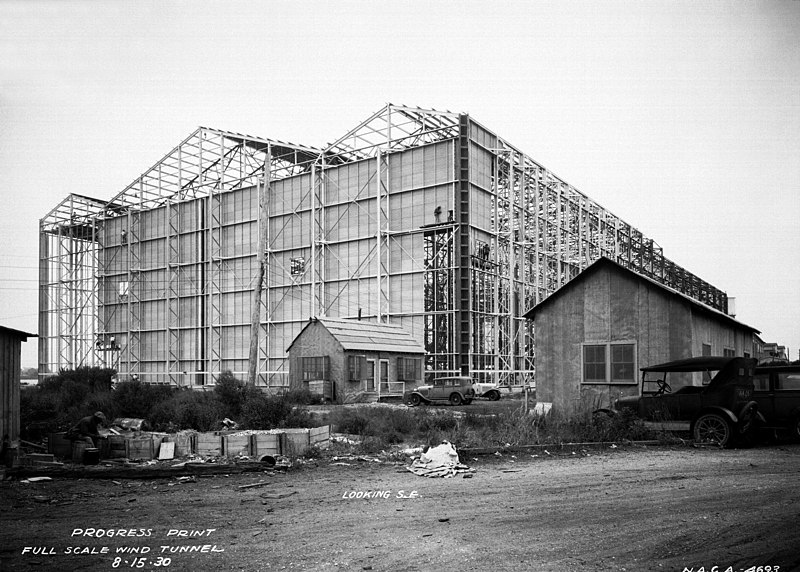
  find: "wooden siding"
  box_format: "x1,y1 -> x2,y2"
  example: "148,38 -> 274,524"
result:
1,330 -> 24,448
534,264 -> 755,411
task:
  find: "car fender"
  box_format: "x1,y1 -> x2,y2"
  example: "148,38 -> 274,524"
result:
409,391 -> 430,404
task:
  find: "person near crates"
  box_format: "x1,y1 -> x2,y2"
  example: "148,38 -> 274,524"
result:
65,411 -> 107,448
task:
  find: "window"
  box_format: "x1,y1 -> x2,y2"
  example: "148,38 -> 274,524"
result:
300,356 -> 329,381
723,348 -> 735,357
611,344 -> 635,382
347,355 -> 365,381
702,344 -> 712,357
777,373 -> 800,391
583,345 -> 606,383
397,357 -> 421,381
290,257 -> 306,276
582,342 -> 636,384
753,373 -> 770,392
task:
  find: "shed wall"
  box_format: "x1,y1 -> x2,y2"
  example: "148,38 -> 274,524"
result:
535,266 -> 754,411
0,331 -> 22,448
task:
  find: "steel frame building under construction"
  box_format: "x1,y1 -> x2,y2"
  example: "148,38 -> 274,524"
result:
39,105 -> 728,389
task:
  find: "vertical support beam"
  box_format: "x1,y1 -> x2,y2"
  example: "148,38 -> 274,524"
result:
455,114 -> 471,376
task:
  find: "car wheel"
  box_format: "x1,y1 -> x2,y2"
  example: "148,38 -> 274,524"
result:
693,413 -> 732,448
407,394 -> 421,407
449,393 -> 463,406
488,390 -> 500,401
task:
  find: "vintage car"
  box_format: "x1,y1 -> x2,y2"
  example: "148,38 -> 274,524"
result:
753,364 -> 800,441
405,376 -> 476,406
608,356 -> 759,448
472,381 -> 502,401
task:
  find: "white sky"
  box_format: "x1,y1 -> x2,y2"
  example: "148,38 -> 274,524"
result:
1,0 -> 798,368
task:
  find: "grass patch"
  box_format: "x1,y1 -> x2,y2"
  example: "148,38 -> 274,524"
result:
327,401 -> 659,451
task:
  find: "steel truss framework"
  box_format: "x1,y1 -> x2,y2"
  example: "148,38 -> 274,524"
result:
39,105 -> 727,386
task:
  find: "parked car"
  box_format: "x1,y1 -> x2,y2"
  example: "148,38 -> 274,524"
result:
753,364 -> 800,441
405,376 -> 475,406
472,381 -> 502,401
606,356 -> 759,448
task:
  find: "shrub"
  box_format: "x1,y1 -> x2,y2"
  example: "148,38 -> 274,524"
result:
111,380 -> 173,419
214,371 -> 249,419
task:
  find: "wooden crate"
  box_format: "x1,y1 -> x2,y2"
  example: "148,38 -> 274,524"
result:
282,429 -> 310,455
222,434 -> 251,457
310,425 -> 331,448
308,380 -> 333,400
170,431 -> 195,457
108,435 -> 127,458
125,435 -> 164,461
195,432 -> 222,457
253,433 -> 283,457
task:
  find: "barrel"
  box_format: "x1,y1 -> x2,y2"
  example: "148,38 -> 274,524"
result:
83,448 -> 100,465
71,442 -> 87,464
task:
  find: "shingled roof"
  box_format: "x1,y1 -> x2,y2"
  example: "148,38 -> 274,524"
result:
288,317 -> 426,354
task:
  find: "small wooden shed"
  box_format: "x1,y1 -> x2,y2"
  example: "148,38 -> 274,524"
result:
1,326 -> 37,453
523,257 -> 759,412
287,318 -> 426,401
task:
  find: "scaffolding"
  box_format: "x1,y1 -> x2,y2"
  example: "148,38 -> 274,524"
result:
39,104 -> 728,386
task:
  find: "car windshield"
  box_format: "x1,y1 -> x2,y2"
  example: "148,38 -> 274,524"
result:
642,369 -> 719,393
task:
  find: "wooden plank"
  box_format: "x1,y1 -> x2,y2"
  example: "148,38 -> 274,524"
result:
158,442 -> 175,460
7,461 -> 277,480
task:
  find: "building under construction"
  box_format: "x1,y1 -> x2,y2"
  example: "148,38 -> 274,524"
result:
38,105 -> 728,391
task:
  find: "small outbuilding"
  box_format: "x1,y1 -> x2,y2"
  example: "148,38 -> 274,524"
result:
523,257 -> 759,412
287,317 -> 426,401
1,326 -> 37,457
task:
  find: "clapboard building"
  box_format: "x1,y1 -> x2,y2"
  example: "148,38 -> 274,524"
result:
524,258 -> 757,410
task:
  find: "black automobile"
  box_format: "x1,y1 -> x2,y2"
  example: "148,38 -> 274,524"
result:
405,376 -> 475,406
610,356 -> 759,448
753,364 -> 800,441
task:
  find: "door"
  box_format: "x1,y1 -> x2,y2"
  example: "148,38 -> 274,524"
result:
366,360 -> 376,392
379,359 -> 389,395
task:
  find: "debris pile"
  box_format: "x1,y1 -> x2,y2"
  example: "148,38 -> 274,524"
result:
406,442 -> 476,478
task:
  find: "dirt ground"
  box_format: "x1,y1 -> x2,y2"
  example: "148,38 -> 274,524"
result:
1,443 -> 799,572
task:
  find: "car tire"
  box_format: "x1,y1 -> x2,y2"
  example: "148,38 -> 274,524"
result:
407,394 -> 421,407
693,413 -> 732,448
488,390 -> 500,401
449,393 -> 463,406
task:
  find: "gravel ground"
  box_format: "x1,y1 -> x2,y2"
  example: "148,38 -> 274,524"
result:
1,443 -> 799,572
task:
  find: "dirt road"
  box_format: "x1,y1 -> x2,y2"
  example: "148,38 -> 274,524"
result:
2,443 -> 799,572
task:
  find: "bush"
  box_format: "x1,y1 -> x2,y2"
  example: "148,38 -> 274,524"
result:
111,380 -> 174,419
150,391 -> 222,432
213,371 -> 251,419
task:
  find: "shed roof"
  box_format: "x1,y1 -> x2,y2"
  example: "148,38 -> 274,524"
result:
523,257 -> 759,334
288,318 -> 426,355
0,326 -> 37,341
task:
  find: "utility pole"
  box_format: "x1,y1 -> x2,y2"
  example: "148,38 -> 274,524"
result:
248,154 -> 271,386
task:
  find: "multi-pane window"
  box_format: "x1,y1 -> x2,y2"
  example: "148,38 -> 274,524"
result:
723,348 -> 735,357
702,343 -> 712,356
301,356 -> 329,381
397,357 -> 421,381
347,355 -> 365,381
582,343 -> 636,384
583,345 -> 607,383
611,344 -> 635,382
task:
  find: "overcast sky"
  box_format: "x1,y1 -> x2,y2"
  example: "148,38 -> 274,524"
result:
1,0 -> 798,369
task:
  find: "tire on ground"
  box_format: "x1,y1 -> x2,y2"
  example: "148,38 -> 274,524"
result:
693,413 -> 732,448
